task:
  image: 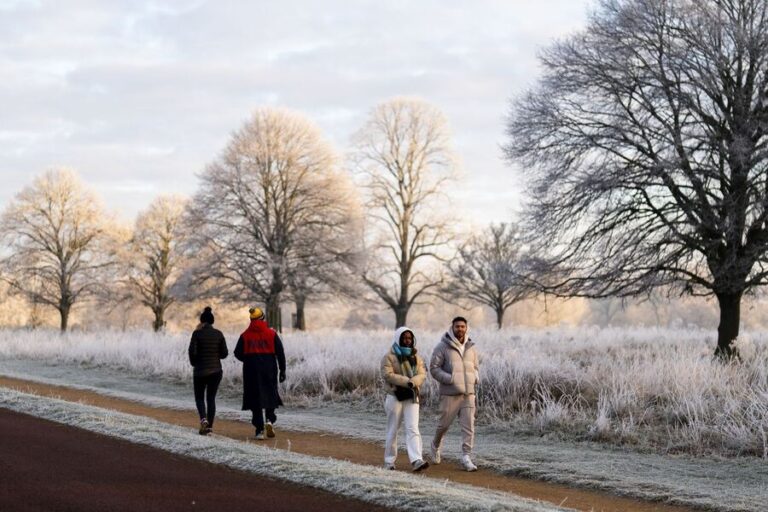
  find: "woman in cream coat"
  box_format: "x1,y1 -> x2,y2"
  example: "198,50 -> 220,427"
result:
381,326 -> 429,472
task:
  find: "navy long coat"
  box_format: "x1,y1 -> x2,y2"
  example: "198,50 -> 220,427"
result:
234,319 -> 286,410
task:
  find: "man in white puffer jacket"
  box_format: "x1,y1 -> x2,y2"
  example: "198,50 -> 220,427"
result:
428,316 -> 480,471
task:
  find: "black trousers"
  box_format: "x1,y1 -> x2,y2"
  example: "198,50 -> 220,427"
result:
193,371 -> 223,426
251,408 -> 277,432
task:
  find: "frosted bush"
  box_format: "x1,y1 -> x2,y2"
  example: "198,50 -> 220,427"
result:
532,388 -> 572,430
733,335 -> 757,362
1,325 -> 767,457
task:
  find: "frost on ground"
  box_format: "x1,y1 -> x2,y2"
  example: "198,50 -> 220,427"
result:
1,359 -> 766,512
0,387 -> 569,512
1,326 -> 766,457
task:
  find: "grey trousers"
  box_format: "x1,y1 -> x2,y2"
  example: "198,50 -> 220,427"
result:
432,394 -> 476,455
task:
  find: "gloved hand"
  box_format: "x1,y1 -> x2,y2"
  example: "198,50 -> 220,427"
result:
279,372 -> 286,383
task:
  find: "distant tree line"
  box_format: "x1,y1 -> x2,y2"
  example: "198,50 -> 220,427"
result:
6,0 -> 761,361
0,99 -> 527,333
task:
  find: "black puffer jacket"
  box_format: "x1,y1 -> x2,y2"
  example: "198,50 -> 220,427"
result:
188,324 -> 228,377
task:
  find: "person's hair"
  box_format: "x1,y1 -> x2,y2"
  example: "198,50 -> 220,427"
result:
200,306 -> 215,325
451,316 -> 468,325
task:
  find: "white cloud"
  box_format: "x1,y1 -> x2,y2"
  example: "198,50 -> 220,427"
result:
0,0 -> 593,223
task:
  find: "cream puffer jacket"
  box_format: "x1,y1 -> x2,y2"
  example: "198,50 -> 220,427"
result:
381,327 -> 427,398
429,329 -> 479,396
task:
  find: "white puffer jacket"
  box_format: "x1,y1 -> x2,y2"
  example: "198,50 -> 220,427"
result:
429,329 -> 479,396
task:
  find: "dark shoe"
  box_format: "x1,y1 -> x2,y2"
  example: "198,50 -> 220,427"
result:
412,459 -> 429,472
199,419 -> 209,436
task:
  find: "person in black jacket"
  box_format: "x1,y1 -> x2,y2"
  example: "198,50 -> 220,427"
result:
188,306 -> 228,435
234,307 -> 286,440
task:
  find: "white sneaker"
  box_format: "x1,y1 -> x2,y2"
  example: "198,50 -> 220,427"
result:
461,454 -> 477,472
265,421 -> 275,438
429,442 -> 441,464
253,430 -> 266,440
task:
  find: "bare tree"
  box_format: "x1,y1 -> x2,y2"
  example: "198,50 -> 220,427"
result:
187,107 -> 358,330
123,195 -> 189,332
445,223 -> 529,328
588,298 -> 626,327
286,257 -> 359,331
0,169 -> 116,331
352,98 -> 457,327
286,201 -> 364,331
506,0 -> 768,358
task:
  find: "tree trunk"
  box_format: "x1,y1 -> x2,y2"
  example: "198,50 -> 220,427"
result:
29,299 -> 42,330
266,296 -> 282,332
714,292 -> 742,360
495,307 -> 505,329
294,297 -> 306,331
59,304 -> 70,332
152,308 -> 165,332
394,304 -> 408,328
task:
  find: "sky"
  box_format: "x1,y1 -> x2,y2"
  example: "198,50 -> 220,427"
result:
0,0 -> 592,226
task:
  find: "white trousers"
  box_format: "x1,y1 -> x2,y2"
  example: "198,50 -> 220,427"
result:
384,394 -> 423,464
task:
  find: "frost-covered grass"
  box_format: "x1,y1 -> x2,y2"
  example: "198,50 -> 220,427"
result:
1,326 -> 767,457
0,388 -> 568,512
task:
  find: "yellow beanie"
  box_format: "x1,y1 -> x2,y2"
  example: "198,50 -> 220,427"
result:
249,307 -> 265,320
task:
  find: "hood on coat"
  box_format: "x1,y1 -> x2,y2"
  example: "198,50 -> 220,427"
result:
391,326 -> 416,348
243,319 -> 273,337
442,324 -> 472,352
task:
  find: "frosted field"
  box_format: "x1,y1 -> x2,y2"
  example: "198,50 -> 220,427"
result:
1,326 -> 767,457
3,359 -> 766,511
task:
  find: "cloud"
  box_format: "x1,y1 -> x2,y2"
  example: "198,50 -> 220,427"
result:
0,0 -> 592,223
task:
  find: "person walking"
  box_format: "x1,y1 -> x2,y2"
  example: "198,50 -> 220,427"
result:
381,326 -> 429,472
428,316 -> 480,471
234,307 -> 286,440
188,306 -> 228,435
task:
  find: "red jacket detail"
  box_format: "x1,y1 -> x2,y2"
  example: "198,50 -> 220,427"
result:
240,319 -> 276,355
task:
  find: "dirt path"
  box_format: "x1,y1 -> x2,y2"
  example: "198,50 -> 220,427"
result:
0,376 -> 702,512
0,407 -> 387,512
